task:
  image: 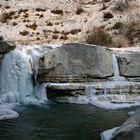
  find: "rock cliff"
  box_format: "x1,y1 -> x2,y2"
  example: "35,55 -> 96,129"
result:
38,43 -> 113,82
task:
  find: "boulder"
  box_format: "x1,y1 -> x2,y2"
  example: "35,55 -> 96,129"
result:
117,51 -> 140,82
0,37 -> 16,54
111,109 -> 140,140
38,43 -> 113,82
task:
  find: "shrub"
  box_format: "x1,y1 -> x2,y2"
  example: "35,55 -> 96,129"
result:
47,22 -> 53,26
52,35 -> 59,39
12,22 -> 17,26
76,8 -> 84,15
62,31 -> 70,35
51,9 -> 63,15
103,12 -> 113,20
111,35 -> 129,48
5,6 -> 10,9
60,35 -> 68,40
112,22 -> 123,29
36,8 -> 46,12
120,20 -> 140,44
18,9 -> 28,14
86,27 -> 112,46
36,32 -> 40,35
37,37 -> 40,40
23,13 -> 29,18
52,30 -> 60,34
39,14 -> 44,18
20,30 -> 29,36
55,22 -> 60,25
70,29 -> 81,35
104,0 -> 111,2
1,11 -> 16,23
26,22 -> 38,30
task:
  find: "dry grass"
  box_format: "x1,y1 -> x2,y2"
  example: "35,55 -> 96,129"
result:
52,34 -> 59,39
47,21 -> 53,26
51,9 -> 63,15
76,8 -> 84,15
103,12 -> 113,20
20,30 -> 29,36
70,29 -> 81,35
119,20 -> 140,44
111,35 -> 130,48
26,22 -> 38,30
35,8 -> 46,12
18,9 -> 28,14
1,11 -> 16,23
86,27 -> 112,46
12,22 -> 17,26
112,22 -> 123,29
60,35 -> 68,40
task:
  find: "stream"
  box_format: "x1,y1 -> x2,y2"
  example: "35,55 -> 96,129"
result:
0,102 -> 137,140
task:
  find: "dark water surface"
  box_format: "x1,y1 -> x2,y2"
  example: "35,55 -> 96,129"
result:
0,102 -> 137,140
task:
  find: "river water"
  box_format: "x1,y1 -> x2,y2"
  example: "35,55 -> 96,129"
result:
0,102 -> 137,140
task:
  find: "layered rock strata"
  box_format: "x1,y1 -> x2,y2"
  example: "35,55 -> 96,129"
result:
38,43 -> 113,83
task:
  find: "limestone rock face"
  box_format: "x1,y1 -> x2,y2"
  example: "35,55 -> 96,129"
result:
111,109 -> 140,140
38,43 -> 113,82
0,38 -> 16,54
117,52 -> 140,81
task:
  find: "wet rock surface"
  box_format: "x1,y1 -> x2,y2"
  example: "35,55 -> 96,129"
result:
111,109 -> 140,140
0,37 -> 16,54
116,50 -> 140,82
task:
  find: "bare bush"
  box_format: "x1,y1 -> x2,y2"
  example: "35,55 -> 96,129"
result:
120,21 -> 140,44
86,27 -> 112,46
111,35 -> 130,48
1,11 -> 16,23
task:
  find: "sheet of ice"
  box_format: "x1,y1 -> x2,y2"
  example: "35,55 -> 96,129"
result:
100,127 -> 119,140
110,47 -> 140,54
0,109 -> 19,120
0,103 -> 19,120
56,94 -> 140,110
0,103 -> 18,110
128,111 -> 135,116
90,97 -> 140,110
34,83 -> 48,102
48,44 -> 62,49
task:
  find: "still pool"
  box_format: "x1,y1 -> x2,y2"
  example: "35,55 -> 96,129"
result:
0,102 -> 137,140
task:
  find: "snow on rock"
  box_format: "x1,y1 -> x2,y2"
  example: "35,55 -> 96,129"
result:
100,127 -> 119,140
0,109 -> 19,120
0,103 -> 19,120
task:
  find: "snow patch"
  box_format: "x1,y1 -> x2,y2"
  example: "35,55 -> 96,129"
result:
100,127 -> 119,140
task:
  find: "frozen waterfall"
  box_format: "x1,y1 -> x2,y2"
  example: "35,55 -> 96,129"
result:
112,54 -> 125,81
0,49 -> 34,103
0,45 -> 51,105
0,45 -> 51,120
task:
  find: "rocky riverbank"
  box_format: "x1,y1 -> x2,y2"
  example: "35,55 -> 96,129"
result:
101,108 -> 140,140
